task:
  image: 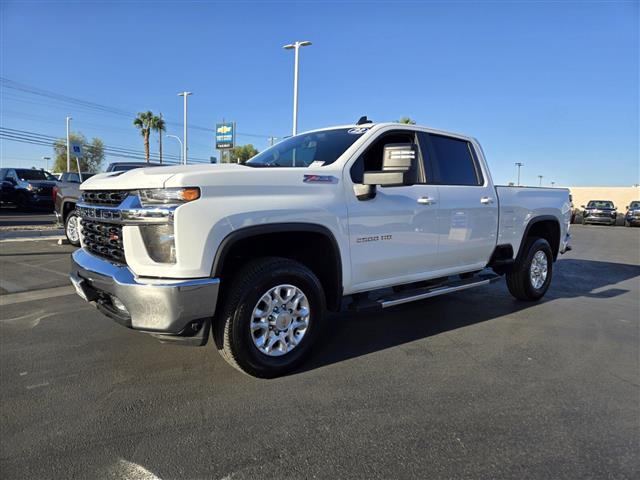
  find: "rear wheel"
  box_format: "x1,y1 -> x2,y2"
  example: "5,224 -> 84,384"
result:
213,257 -> 325,378
506,238 -> 553,301
64,210 -> 81,247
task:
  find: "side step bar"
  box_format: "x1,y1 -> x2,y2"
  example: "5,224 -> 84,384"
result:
351,272 -> 501,311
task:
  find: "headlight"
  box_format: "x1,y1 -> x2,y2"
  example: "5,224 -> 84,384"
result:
26,184 -> 34,191
137,187 -> 200,206
139,224 -> 176,263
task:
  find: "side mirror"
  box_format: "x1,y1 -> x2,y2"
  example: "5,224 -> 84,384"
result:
363,143 -> 419,187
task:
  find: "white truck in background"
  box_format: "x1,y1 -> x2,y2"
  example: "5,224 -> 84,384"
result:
69,120 -> 572,378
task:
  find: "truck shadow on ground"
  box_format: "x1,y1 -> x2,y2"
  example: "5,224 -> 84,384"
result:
298,258 -> 640,374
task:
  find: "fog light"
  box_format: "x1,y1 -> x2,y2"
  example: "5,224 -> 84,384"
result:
110,295 -> 129,314
139,224 -> 176,263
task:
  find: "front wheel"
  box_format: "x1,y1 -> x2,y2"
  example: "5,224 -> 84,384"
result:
64,210 -> 81,247
506,238 -> 553,301
213,257 -> 326,378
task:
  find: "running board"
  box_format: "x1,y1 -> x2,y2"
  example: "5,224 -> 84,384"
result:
351,273 -> 501,311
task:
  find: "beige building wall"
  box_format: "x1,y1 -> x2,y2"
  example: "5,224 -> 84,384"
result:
569,187 -> 640,210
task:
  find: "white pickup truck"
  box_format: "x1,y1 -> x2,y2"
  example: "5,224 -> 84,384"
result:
70,120 -> 571,377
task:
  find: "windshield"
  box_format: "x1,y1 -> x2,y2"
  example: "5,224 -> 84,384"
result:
587,201 -> 614,209
629,201 -> 640,209
246,128 -> 365,168
16,169 -> 55,181
109,163 -> 153,172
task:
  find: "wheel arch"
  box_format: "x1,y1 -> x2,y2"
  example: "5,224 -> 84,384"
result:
517,215 -> 561,262
62,200 -> 77,222
212,223 -> 344,311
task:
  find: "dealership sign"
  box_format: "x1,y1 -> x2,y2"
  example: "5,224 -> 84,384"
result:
215,122 -> 235,149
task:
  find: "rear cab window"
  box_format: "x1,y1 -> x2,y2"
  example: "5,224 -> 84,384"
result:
419,133 -> 483,186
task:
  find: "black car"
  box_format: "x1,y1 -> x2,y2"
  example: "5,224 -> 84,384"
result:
0,168 -> 58,210
581,200 -> 617,226
625,201 -> 640,227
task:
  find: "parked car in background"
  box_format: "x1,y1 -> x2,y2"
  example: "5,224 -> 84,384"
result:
58,172 -> 96,184
625,201 -> 640,227
53,172 -> 97,245
0,168 -> 57,210
581,200 -> 617,226
55,163 -> 161,245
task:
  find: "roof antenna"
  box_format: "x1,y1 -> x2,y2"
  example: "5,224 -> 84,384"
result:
356,116 -> 372,125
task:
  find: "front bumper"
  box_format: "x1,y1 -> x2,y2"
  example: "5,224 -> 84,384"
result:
70,248 -> 220,341
584,215 -> 616,224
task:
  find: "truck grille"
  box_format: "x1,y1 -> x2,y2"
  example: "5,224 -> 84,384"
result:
81,190 -> 129,206
80,219 -> 125,263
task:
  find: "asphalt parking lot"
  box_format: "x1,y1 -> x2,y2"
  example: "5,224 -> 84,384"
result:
1,225 -> 638,479
0,207 -> 56,227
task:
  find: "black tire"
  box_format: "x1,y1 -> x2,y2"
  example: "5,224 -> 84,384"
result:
213,257 -> 326,378
506,238 -> 553,301
64,210 -> 81,247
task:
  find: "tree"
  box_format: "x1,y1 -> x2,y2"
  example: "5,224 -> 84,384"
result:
396,117 -> 416,125
133,111 -> 155,162
152,113 -> 166,164
52,133 -> 104,172
227,144 -> 259,164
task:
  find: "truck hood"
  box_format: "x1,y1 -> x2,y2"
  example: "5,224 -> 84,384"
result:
80,164 -> 246,190
80,163 -> 340,191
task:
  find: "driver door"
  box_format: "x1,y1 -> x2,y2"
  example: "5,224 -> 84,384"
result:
345,129 -> 440,291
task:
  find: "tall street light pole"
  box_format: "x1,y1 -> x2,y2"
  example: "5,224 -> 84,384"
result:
283,40 -> 312,136
166,134 -> 184,164
66,116 -> 72,171
178,92 -> 192,164
515,162 -> 524,186
538,175 -> 543,187
42,156 -> 51,171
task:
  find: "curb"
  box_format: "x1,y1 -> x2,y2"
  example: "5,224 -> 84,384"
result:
0,229 -> 65,242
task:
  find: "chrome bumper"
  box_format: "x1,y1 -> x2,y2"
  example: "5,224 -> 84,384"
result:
70,249 -> 219,336
584,215 -> 615,223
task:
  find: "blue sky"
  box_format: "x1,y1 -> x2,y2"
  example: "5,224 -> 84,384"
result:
1,0 -> 638,186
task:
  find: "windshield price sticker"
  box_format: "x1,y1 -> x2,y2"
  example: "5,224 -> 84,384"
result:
348,127 -> 369,135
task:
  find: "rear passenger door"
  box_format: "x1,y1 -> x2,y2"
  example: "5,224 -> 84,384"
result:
419,133 -> 498,272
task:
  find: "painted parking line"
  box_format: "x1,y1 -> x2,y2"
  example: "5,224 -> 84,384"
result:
0,286 -> 76,306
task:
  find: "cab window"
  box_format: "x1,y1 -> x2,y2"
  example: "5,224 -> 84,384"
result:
350,130 -> 421,183
420,133 -> 483,186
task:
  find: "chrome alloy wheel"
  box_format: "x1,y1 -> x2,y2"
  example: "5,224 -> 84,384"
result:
66,215 -> 79,243
529,250 -> 548,289
250,284 -> 310,357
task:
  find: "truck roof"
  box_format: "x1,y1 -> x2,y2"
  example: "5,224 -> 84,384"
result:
305,122 -> 473,141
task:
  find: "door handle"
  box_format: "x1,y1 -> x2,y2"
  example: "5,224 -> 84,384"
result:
480,196 -> 494,205
417,196 -> 437,205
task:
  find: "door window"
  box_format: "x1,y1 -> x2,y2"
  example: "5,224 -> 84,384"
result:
6,170 -> 18,182
420,133 -> 482,186
350,130 -> 423,183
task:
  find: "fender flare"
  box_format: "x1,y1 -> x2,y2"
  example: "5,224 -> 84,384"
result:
211,222 -> 344,308
515,215 -> 561,263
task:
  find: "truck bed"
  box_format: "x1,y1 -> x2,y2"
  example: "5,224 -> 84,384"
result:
496,186 -> 572,257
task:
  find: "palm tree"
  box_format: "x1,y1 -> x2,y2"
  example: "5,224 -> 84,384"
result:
152,114 -> 166,164
133,111 -> 155,162
397,117 -> 416,125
